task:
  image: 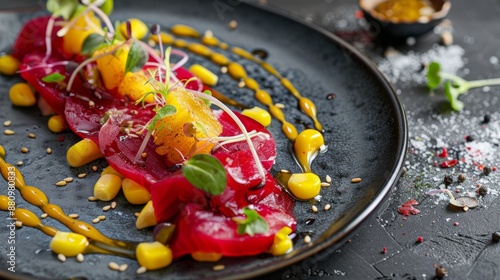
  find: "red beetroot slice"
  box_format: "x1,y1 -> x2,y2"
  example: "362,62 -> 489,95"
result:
13,16 -> 60,60
170,202 -> 296,258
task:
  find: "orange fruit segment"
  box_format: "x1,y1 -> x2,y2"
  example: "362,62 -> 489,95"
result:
63,12 -> 101,56
94,43 -> 130,91
153,87 -> 222,165
118,71 -> 155,103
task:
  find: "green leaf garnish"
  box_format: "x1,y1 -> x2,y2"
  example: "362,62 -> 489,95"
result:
47,0 -> 79,20
125,40 -> 148,73
99,0 -> 114,15
182,154 -> 227,195
146,105 -> 177,131
81,34 -> 107,56
444,82 -> 464,112
426,61 -> 442,90
42,72 -> 66,83
233,207 -> 269,237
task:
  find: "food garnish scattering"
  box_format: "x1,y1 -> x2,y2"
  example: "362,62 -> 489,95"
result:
0,0 -> 329,273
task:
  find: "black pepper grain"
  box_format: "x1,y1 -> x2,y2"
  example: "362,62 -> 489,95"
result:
482,114 -> 491,124
444,175 -> 453,186
326,93 -> 336,100
435,266 -> 447,279
492,232 -> 500,242
483,166 -> 492,176
457,173 -> 466,183
478,185 -> 488,196
465,135 -> 475,142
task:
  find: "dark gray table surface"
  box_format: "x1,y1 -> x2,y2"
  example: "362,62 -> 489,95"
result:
1,1 -> 500,279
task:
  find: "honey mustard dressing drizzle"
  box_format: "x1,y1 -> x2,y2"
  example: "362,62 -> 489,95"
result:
0,158 -> 137,258
160,25 -> 326,173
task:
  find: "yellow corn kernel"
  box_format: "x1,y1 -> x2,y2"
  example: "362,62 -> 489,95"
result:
93,174 -> 122,201
0,145 -> 5,158
9,83 -> 36,107
149,32 -> 174,45
136,200 -> 157,229
241,106 -> 272,127
287,173 -> 321,200
191,252 -> 223,262
122,178 -> 150,205
50,231 -> 89,257
66,139 -> 103,167
101,165 -> 125,179
189,64 -> 219,86
0,54 -> 20,76
120,18 -> 148,40
47,115 -> 67,133
268,226 -> 293,256
136,241 -> 172,270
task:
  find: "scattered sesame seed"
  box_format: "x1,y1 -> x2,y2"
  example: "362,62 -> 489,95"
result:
136,266 -> 147,274
15,221 -> 23,227
351,178 -> 362,183
88,100 -> 95,107
102,205 -> 111,211
141,152 -> 147,158
134,212 -> 140,217
228,20 -> 238,30
55,181 -> 67,187
220,66 -> 228,73
92,218 -> 100,224
40,213 -> 48,219
98,215 -> 106,221
21,147 -> 28,153
88,196 -> 98,201
324,204 -> 331,211
78,173 -> 87,178
64,177 -> 74,183
4,129 -> 15,135
16,161 -> 23,166
213,264 -> 225,271
92,166 -> 98,172
311,205 -> 318,213
28,133 -> 36,138
119,264 -> 128,272
46,148 -> 52,154
76,253 -> 84,263
321,182 -> 330,187
111,201 -> 117,209
325,175 -> 332,183
204,30 -> 213,38
108,262 -> 120,271
275,103 -> 285,109
238,81 -> 245,88
304,235 -> 311,243
57,254 -> 66,262
68,213 -> 79,219
3,120 -> 12,127
280,169 -> 291,173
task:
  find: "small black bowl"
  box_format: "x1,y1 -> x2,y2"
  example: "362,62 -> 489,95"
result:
359,0 -> 451,39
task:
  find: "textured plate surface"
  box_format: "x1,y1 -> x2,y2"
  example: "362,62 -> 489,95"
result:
0,0 -> 407,279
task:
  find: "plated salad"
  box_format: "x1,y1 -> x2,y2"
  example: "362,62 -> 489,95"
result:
0,0 -> 327,274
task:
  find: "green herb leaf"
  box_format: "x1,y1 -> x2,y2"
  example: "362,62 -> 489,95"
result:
182,154 -> 227,195
444,81 -> 464,111
42,72 -> 66,83
46,0 -> 79,20
125,40 -> 148,73
99,0 -> 114,15
147,105 -> 177,131
427,62 -> 442,90
81,34 -> 107,56
233,207 -> 269,237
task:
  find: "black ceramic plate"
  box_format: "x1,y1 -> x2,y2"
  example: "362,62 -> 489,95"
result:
0,0 -> 407,279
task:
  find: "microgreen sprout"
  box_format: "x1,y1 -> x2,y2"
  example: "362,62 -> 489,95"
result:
232,206 -> 269,236
427,61 -> 500,111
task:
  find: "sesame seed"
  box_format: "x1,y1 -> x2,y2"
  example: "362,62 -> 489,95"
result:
78,173 -> 87,178
4,129 -> 15,135
57,254 -> 66,262
21,147 -> 28,153
64,177 -> 74,183
88,101 -> 95,107
92,218 -> 100,224
351,178 -> 362,183
16,161 -> 23,166
111,201 -> 117,209
3,120 -> 12,127
119,264 -> 128,272
40,213 -> 48,219
55,181 -> 67,187
141,152 -> 147,158
92,166 -> 98,172
15,221 -> 23,227
304,235 -> 311,243
321,182 -> 330,187
88,196 -> 98,201
228,20 -> 238,30
280,169 -> 291,173
76,253 -> 84,263
325,175 -> 332,183
108,262 -> 120,271
68,213 -> 79,219
275,103 -> 285,109
324,204 -> 331,211
136,266 -> 147,274
134,212 -> 140,217
28,133 -> 36,138
311,205 -> 318,213
46,147 -> 52,154
98,215 -> 106,221
238,81 -> 246,88
213,264 -> 225,271
220,66 -> 228,73
102,205 -> 111,211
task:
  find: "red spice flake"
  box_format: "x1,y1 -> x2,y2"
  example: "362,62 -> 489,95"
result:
453,222 -> 459,226
381,247 -> 387,254
437,147 -> 448,158
355,10 -> 364,19
398,199 -> 421,216
57,135 -> 65,142
478,164 -> 484,171
492,167 -> 497,171
417,236 -> 424,243
455,189 -> 460,193
440,159 -> 458,168
433,161 -> 438,167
